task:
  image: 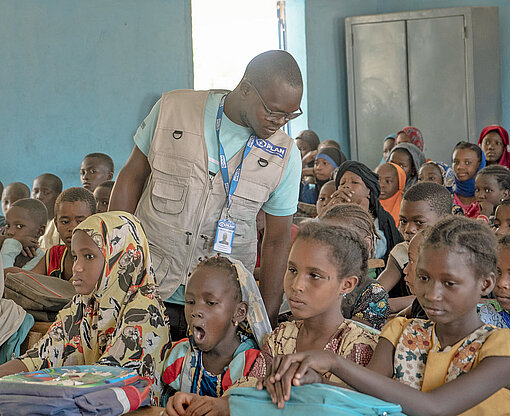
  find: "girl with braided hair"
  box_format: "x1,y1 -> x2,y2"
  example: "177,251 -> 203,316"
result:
267,216 -> 510,415
166,222 -> 379,415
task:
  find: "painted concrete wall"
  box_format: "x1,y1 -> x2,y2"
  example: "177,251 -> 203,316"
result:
292,0 -> 507,157
0,0 -> 193,190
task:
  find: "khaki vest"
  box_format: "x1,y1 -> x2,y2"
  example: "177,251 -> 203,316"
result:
135,90 -> 294,299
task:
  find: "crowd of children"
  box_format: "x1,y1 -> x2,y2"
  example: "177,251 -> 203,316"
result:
1,111 -> 510,414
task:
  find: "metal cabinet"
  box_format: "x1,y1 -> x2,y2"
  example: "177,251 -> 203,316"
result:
345,7 -> 500,168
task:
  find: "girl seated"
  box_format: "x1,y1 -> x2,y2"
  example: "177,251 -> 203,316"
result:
478,125 -> 510,168
395,126 -> 424,152
389,143 -> 426,191
320,204 -> 390,329
374,162 -> 406,226
494,200 -> 510,237
0,212 -> 170,403
162,255 -> 271,405
164,222 -> 379,416
332,160 -> 403,264
452,141 -> 486,217
474,165 -> 510,221
267,216 -> 510,416
300,147 -> 343,205
479,235 -> 510,329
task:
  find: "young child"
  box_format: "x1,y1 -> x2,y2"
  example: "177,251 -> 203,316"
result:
452,141 -> 486,217
93,180 -> 114,213
321,204 -> 390,330
377,182 -> 452,305
478,125 -> 510,168
388,143 -> 426,191
417,162 -> 444,185
268,217 -> 510,416
295,129 -> 320,165
375,162 -> 406,226
162,256 -> 271,406
479,236 -> 510,329
395,126 -> 424,152
300,147 -> 342,204
30,187 -> 96,280
333,160 -> 403,264
1,182 -> 30,218
0,212 -> 169,402
474,165 -> 510,220
165,223 -> 379,415
80,152 -> 114,192
315,180 -> 336,218
1,199 -> 47,270
380,134 -> 396,164
399,230 -> 427,319
32,173 -> 64,250
494,200 -> 510,237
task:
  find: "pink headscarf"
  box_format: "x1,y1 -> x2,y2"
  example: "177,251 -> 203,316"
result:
398,126 -> 424,152
478,125 -> 510,169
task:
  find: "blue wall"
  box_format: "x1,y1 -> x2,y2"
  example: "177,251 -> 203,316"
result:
291,0 -> 508,157
0,0 -> 193,190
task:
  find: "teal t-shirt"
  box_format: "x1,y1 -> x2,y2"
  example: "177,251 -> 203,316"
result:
134,92 -> 301,304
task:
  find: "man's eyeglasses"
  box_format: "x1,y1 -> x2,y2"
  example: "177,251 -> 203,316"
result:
246,80 -> 302,123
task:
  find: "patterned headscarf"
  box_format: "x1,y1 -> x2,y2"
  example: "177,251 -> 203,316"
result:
398,126 -> 424,151
20,211 -> 170,403
478,125 -> 510,169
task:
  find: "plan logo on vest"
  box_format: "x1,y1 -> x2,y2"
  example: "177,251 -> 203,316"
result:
254,138 -> 286,159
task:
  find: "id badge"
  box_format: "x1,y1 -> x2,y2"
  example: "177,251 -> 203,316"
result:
213,218 -> 236,254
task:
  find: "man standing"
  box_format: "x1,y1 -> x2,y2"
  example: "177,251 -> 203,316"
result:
109,50 -> 303,339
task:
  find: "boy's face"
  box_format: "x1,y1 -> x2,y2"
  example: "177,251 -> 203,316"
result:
452,148 -> 479,182
32,178 -> 59,218
80,157 -> 112,192
54,201 -> 93,248
316,183 -> 335,218
396,132 -> 411,146
2,187 -> 24,216
296,139 -> 311,158
403,234 -> 423,295
494,205 -> 510,237
93,186 -> 112,213
5,206 -> 44,246
375,163 -> 399,200
399,199 -> 440,242
382,138 -> 395,162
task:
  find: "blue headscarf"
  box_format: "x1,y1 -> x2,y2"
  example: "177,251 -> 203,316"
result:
454,150 -> 486,197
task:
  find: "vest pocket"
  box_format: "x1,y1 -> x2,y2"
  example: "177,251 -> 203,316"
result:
151,179 -> 188,214
228,181 -> 269,239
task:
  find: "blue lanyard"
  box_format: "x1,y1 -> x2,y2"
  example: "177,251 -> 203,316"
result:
216,94 -> 255,210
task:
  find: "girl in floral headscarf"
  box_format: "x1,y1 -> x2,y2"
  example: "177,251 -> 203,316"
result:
0,211 -> 170,403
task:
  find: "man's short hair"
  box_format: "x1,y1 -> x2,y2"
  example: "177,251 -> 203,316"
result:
84,153 -> 114,173
12,198 -> 48,227
243,50 -> 303,91
403,182 -> 453,216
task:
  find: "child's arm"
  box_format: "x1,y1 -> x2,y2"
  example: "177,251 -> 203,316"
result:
0,238 -> 24,268
388,295 -> 414,314
376,255 -> 402,292
30,255 -> 46,275
270,348 -> 510,416
0,359 -> 29,378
